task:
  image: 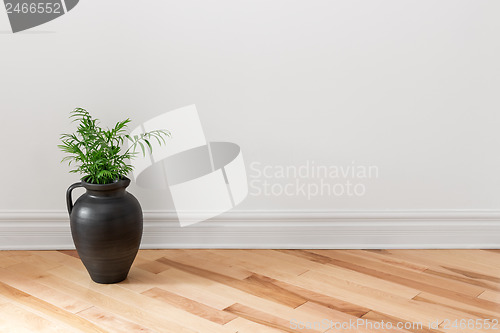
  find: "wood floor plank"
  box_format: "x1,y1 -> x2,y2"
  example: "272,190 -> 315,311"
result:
142,287 -> 237,325
243,273 -> 371,317
6,254 -> 62,275
297,302 -> 417,333
0,254 -> 20,268
155,266 -> 366,329
449,250 -> 500,268
360,310 -> 439,333
46,264 -> 237,333
1,250 -> 31,257
157,256 -> 308,308
129,265 -> 238,310
133,249 -> 180,261
33,267 -> 197,333
304,261 -> 421,299
294,302 -> 377,332
224,303 -> 322,333
136,260 -> 171,274
0,302 -> 79,333
58,250 -> 80,259
28,250 -> 86,271
77,306 -> 159,333
111,273 -> 154,294
223,317 -> 287,333
0,295 -> 10,305
0,267 -> 92,314
158,249 -> 254,280
427,250 -> 500,277
275,249 -> 333,264
477,289 -> 500,304
285,269 -> 474,325
247,249 -> 324,271
345,250 -> 429,272
386,250 -> 500,278
423,266 -> 500,292
482,250 -> 500,254
155,267 -> 319,320
377,250 -> 500,292
413,292 -> 500,322
207,249 -> 309,279
307,250 -> 485,297
437,265 -> 500,284
0,280 -> 107,333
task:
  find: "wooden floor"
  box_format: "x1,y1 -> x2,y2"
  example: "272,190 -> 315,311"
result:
0,250 -> 499,332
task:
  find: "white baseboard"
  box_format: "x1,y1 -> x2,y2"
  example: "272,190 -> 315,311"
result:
0,210 -> 499,250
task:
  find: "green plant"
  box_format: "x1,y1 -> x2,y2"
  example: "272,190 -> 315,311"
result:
59,108 -> 170,184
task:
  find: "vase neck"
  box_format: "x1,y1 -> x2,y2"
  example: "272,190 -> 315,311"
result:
86,188 -> 127,198
81,177 -> 131,198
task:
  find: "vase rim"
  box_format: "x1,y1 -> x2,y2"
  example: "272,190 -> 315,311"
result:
81,176 -> 131,191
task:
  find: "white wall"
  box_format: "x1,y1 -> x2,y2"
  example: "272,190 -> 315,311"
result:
0,0 -> 499,217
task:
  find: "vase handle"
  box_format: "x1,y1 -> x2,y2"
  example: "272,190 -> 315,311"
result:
66,182 -> 83,216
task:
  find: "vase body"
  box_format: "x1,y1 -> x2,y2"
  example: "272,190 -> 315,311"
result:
66,177 -> 143,284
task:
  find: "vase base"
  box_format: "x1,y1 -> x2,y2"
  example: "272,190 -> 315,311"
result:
89,272 -> 129,284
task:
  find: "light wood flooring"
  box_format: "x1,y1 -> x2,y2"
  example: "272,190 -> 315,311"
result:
0,249 -> 499,332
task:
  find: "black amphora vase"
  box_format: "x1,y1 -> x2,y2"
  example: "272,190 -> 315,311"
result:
66,177 -> 143,284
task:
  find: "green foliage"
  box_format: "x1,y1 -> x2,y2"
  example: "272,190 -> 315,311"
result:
59,108 -> 170,184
